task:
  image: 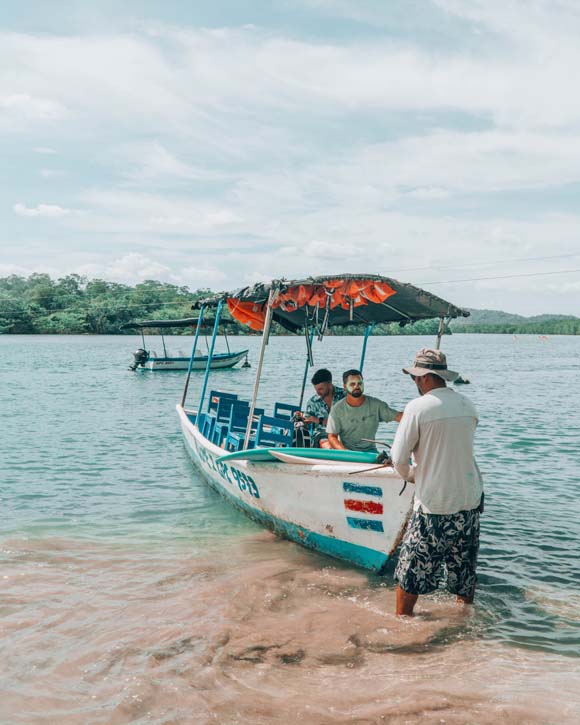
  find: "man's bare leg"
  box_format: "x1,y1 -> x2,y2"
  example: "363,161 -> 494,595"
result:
455,593 -> 474,605
396,585 -> 418,616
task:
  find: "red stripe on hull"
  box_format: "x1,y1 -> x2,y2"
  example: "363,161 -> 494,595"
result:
344,499 -> 383,515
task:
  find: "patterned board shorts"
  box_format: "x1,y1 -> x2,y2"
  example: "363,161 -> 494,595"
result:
395,507 -> 480,598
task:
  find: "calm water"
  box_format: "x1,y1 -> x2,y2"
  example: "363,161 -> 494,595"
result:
1,333 -> 579,723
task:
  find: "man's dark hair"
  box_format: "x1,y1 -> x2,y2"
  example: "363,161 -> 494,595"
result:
311,368 -> 332,385
342,368 -> 363,384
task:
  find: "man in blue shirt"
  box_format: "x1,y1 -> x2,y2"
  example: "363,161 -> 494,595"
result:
296,368 -> 345,448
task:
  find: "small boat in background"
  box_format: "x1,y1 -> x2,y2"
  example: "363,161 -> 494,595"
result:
121,317 -> 249,371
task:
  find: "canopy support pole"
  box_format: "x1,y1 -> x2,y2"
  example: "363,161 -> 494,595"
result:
243,289 -> 276,450
181,305 -> 206,409
359,322 -> 375,372
140,330 -> 146,349
435,317 -> 445,350
224,329 -> 230,353
298,328 -> 315,409
197,301 -> 223,420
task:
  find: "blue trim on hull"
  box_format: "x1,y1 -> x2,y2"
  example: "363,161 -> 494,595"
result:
343,482 -> 382,497
184,444 -> 390,572
346,517 -> 384,533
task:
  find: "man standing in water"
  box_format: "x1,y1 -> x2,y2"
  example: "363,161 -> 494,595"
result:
326,369 -> 402,453
390,348 -> 483,616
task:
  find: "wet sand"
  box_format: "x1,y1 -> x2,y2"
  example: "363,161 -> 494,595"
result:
2,533 -> 578,724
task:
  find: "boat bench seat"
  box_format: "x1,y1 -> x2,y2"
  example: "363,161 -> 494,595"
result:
273,401 -> 301,420
221,405 -> 264,449
225,414 -> 293,451
199,390 -> 296,451
213,403 -> 262,447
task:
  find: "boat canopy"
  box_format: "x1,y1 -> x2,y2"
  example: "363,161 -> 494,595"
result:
121,317 -> 239,331
194,274 -> 470,333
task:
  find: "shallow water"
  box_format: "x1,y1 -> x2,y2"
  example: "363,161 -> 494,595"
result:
1,333 -> 579,722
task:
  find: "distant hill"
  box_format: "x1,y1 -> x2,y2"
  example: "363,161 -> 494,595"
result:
451,308 -> 579,326
450,308 -> 579,335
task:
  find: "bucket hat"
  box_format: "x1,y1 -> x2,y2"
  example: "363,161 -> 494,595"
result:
402,347 -> 459,382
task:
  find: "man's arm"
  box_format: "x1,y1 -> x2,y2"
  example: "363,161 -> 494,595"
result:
390,407 -> 419,481
378,399 -> 402,424
327,433 -> 346,450
300,398 -> 322,425
326,410 -> 345,449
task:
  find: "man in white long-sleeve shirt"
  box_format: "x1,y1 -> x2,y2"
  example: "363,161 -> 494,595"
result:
390,348 -> 483,616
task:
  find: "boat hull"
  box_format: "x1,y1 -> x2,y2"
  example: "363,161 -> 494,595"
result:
144,350 -> 248,371
177,405 -> 413,572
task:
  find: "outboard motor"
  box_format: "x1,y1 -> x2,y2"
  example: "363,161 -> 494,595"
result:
129,348 -> 149,371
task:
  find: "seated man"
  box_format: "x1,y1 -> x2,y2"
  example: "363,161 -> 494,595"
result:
327,369 -> 402,452
296,368 -> 345,448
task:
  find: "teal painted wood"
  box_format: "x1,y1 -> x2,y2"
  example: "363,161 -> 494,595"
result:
217,447 -> 378,464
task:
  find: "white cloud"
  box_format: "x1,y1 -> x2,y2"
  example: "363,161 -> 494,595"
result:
13,202 -> 72,218
76,189 -> 242,236
75,253 -> 227,290
405,187 -> 450,200
76,253 -> 171,284
178,265 -> 228,289
0,263 -> 29,277
0,7 -> 578,140
0,93 -> 68,123
33,146 -> 57,154
119,142 -> 224,184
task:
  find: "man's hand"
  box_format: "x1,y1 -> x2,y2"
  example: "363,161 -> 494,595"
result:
297,413 -> 321,425
327,433 -> 346,450
375,451 -> 392,466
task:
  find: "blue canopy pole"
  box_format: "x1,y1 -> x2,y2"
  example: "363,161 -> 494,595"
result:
197,300 -> 223,420
359,322 -> 375,372
180,305 -> 206,408
298,328 -> 315,409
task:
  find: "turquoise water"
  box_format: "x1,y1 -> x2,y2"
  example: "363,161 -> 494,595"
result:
1,333 -> 579,721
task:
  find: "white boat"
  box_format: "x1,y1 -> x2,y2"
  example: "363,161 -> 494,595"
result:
144,349 -> 248,371
122,317 -> 249,371
177,274 -> 470,572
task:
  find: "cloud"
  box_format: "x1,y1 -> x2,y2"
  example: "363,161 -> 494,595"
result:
405,187 -> 450,200
0,263 -> 30,277
76,189 -> 242,236
76,253 -> 172,284
118,142 -> 218,184
13,203 -> 72,218
0,7 -> 578,142
2,3 -> 580,316
75,253 -> 227,289
178,265 -> 228,289
0,93 -> 69,123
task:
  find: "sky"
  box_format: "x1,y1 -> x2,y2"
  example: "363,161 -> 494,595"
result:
1,0 -> 580,316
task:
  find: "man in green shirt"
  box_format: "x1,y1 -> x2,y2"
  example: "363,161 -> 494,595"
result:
326,369 -> 402,452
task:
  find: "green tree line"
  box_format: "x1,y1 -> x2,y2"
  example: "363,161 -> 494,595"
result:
450,320 -> 580,335
0,274 -> 211,334
0,274 -> 578,335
